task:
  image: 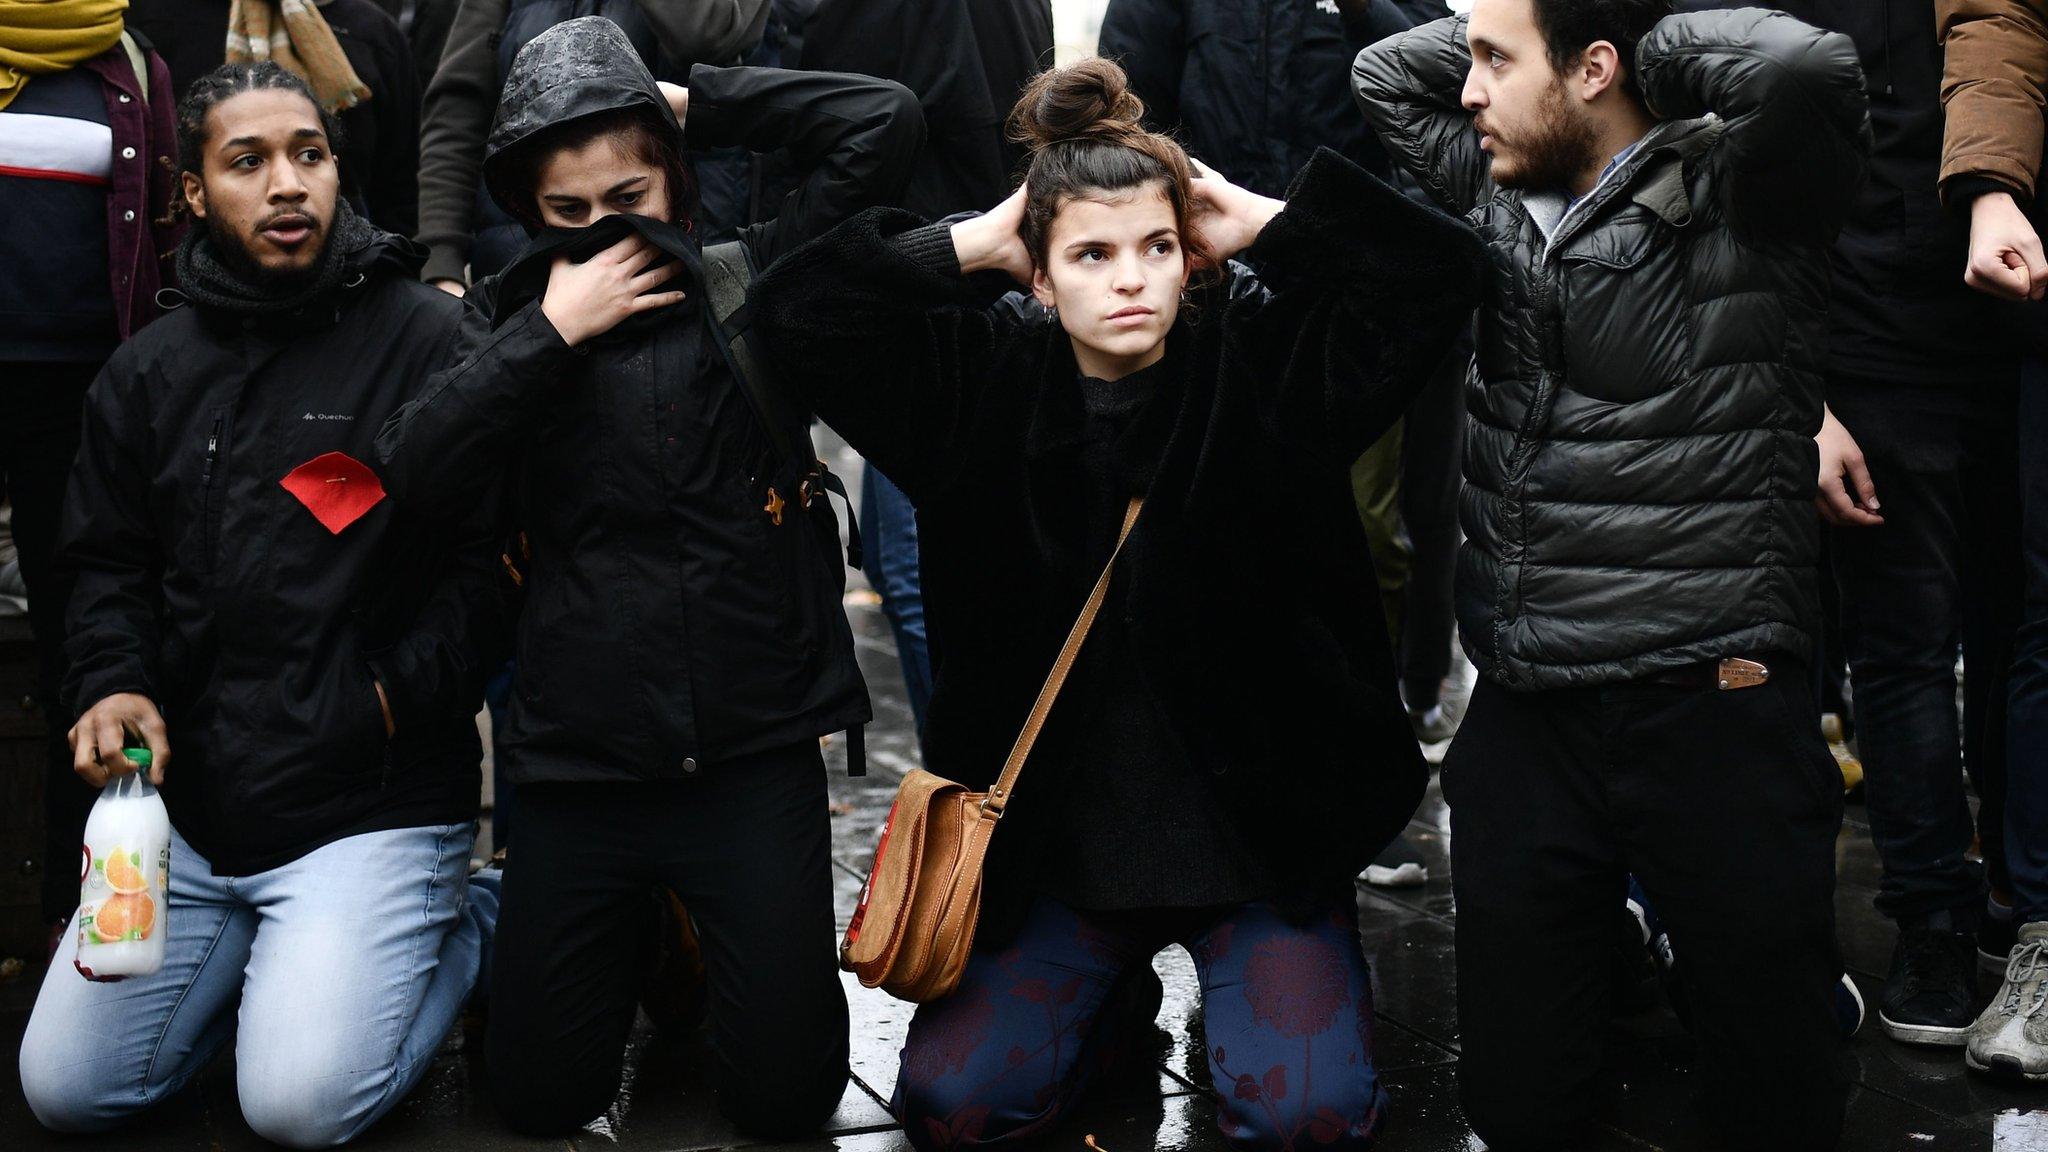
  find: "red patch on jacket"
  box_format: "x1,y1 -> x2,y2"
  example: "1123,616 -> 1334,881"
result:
279,452 -> 387,534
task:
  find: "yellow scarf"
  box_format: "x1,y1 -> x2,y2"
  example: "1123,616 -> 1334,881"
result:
224,0 -> 369,113
0,0 -> 128,112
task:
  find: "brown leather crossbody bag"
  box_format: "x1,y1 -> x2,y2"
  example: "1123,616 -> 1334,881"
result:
839,496 -> 1145,1002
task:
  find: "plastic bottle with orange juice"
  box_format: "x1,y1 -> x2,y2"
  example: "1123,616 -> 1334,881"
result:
74,749 -> 169,980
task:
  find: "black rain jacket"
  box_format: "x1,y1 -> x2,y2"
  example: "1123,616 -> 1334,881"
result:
377,21 -> 921,784
58,232 -> 500,876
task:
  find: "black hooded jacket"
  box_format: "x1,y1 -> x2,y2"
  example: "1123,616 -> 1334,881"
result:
1099,0 -> 1431,197
376,18 -> 922,784
57,228 -> 499,876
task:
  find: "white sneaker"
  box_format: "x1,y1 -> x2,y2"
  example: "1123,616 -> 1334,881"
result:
1966,922 -> 2048,1082
1360,836 -> 1429,888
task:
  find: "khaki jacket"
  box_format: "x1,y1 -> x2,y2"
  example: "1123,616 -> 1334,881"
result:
1939,0 -> 2048,199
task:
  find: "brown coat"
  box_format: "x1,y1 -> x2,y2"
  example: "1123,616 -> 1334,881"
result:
1938,0 -> 2048,200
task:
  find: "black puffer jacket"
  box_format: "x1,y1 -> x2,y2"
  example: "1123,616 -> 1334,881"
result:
59,232 -> 498,876
378,19 -> 921,783
1354,10 -> 1871,690
752,151 -> 1485,938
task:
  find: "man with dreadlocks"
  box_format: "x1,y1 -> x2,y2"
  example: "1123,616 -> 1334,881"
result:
16,61 -> 505,1149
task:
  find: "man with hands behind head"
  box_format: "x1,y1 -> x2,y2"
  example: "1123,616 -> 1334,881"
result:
15,60 -> 504,1149
1356,0 -> 1870,1145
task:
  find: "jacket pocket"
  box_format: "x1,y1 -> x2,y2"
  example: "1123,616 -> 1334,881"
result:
333,653 -> 392,774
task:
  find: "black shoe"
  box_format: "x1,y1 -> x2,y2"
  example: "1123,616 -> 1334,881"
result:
638,887 -> 709,1034
1879,911 -> 1980,1047
1981,909 -> 2019,978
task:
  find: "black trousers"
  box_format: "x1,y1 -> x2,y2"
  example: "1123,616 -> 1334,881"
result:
1829,379 -> 2021,923
1445,664 -> 1847,1151
486,741 -> 850,1136
0,361 -> 98,925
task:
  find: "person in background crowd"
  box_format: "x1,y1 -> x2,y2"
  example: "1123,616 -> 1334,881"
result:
414,0 -> 768,293
0,0 -> 183,956
128,0 -> 422,235
376,18 -> 919,1134
370,0 -> 459,90
753,57 -> 1483,1149
1937,0 -> 2048,1085
776,0 -> 1054,738
1356,0 -> 1871,1145
1683,0 -> 2025,1055
15,61 -> 502,1148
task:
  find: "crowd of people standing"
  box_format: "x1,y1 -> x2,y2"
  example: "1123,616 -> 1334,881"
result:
5,0 -> 2048,1149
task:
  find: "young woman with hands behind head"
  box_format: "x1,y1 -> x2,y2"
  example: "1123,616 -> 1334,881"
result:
752,58 -> 1485,1150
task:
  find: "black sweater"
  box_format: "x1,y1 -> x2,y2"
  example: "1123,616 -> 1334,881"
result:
753,149 -> 1486,941
1038,365 -> 1275,911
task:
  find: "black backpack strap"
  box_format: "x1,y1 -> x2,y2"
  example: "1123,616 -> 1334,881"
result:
700,240 -> 862,570
701,240 -> 866,778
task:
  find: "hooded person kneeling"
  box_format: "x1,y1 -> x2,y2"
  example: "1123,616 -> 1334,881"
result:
373,16 -> 924,1139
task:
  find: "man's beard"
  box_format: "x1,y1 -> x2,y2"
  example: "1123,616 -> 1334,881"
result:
1482,82 -> 1601,193
202,211 -> 329,293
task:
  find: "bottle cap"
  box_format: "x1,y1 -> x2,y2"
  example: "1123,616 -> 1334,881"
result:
123,747 -> 152,769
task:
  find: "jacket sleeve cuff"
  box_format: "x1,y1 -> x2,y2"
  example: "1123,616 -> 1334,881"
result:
68,668 -> 156,718
420,245 -> 468,286
893,222 -> 963,276
1940,152 -> 2037,208
1945,174 -> 2027,211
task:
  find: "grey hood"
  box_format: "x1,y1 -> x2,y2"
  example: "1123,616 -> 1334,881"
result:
482,16 -> 682,217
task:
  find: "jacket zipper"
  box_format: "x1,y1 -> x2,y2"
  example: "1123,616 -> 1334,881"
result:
202,416 -> 222,484
201,415 -> 224,567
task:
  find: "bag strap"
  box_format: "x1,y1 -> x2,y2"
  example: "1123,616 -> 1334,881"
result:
979,495 -> 1145,821
701,240 -> 803,467
701,238 -> 863,569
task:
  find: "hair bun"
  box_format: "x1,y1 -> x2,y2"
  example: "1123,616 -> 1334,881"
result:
1007,58 -> 1147,150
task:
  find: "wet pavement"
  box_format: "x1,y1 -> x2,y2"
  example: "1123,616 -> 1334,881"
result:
4,437 -> 2046,1150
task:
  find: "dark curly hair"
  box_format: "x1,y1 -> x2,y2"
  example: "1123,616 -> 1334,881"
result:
174,61 -> 343,179
1532,0 -> 1672,97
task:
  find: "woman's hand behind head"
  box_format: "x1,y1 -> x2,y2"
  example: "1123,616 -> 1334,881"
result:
951,185 -> 1034,285
1188,159 -> 1285,265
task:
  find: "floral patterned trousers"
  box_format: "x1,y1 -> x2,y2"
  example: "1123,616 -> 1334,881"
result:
893,896 -> 1386,1150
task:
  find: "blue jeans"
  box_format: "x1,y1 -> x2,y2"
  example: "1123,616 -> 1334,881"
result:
2012,356 -> 2048,924
18,822 -> 496,1148
894,896 -> 1386,1150
861,462 -> 933,733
